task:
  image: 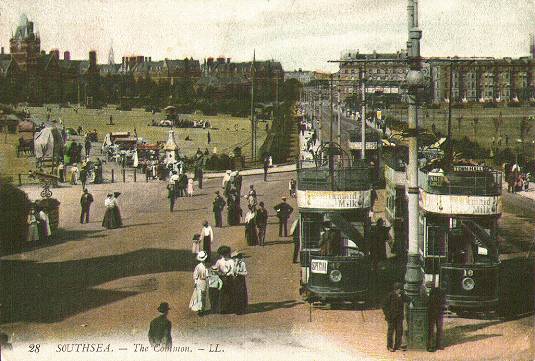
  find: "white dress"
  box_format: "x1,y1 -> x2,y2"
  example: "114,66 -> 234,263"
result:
38,210 -> 51,237
189,262 -> 210,312
187,179 -> 194,196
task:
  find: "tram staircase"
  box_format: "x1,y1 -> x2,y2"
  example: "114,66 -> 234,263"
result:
327,212 -> 364,246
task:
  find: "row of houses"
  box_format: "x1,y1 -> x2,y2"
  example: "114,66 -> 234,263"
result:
0,15 -> 284,105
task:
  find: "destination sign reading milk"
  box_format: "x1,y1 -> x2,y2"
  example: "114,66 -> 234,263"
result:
419,191 -> 502,215
297,190 -> 371,209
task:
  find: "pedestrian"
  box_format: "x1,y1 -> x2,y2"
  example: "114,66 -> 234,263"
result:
37,207 -> 51,242
200,221 -> 214,262
187,177 -> 194,197
79,165 -> 87,189
256,202 -> 268,246
84,137 -> 91,157
109,115 -> 114,125
263,156 -> 269,181
57,161 -> 65,183
233,252 -> 248,315
289,178 -> 297,198
196,166 -> 203,189
102,193 -> 122,229
227,190 -> 237,226
189,251 -> 209,316
213,191 -> 226,228
427,283 -> 446,352
208,265 -> 223,314
207,131 -> 211,144
371,218 -> 389,271
246,184 -> 257,210
191,233 -> 201,255
382,282 -> 410,352
244,205 -> 258,246
27,207 -> 40,243
179,173 -> 188,197
80,188 -> 94,224
148,302 -> 172,348
167,181 -> 176,212
222,170 -> 231,190
94,158 -> 103,184
215,246 -> 236,314
70,163 -> 79,185
274,197 -> 293,237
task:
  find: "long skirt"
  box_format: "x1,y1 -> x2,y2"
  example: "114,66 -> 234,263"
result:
202,236 -> 211,261
189,285 -> 209,312
27,223 -> 39,242
234,275 -> 248,315
245,222 -> 258,246
112,207 -> 123,227
102,208 -> 121,229
228,207 -> 236,226
219,276 -> 236,314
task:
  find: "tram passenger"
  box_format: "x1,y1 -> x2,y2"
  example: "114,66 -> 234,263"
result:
319,221 -> 342,256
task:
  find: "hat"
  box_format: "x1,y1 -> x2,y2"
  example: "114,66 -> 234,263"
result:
157,302 -> 170,313
197,251 -> 208,262
323,220 -> 332,228
217,245 -> 231,256
281,197 -> 287,201
393,282 -> 403,290
211,265 -> 218,270
215,191 -> 220,195
107,193 -> 113,197
231,250 -> 245,258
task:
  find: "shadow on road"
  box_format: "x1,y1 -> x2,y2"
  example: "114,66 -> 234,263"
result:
0,248 -> 196,324
246,300 -> 304,314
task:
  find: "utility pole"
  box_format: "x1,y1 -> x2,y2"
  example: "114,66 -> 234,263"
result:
250,50 -> 256,161
360,67 -> 366,160
404,0 -> 424,300
447,61 -> 454,164
337,77 -> 342,145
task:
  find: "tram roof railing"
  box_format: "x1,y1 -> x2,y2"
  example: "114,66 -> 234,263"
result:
297,159 -> 371,192
419,167 -> 502,196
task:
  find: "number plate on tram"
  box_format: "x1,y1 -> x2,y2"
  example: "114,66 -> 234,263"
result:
311,260 -> 328,274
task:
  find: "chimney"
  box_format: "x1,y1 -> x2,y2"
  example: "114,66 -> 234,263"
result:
64,51 -> 71,61
1,47 -> 4,55
89,50 -> 97,67
148,57 -> 151,62
53,49 -> 59,59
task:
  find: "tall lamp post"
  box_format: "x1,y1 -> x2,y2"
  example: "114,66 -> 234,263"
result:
405,0 -> 426,349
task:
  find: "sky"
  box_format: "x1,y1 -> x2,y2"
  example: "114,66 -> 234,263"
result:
0,0 -> 534,72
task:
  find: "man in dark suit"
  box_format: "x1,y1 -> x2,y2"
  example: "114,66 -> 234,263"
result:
80,188 -> 94,224
256,201 -> 268,246
382,282 -> 409,352
274,197 -> 293,237
148,302 -> 172,348
427,284 -> 446,352
213,191 -> 226,228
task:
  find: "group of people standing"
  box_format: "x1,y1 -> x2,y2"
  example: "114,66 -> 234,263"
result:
505,162 -> 530,193
27,205 -> 51,243
189,245 -> 248,316
167,171 -> 195,212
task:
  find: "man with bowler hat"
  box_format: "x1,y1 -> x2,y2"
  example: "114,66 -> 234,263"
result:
427,282 -> 446,352
80,188 -> 94,224
213,191 -> 226,228
382,282 -> 409,352
148,302 -> 172,348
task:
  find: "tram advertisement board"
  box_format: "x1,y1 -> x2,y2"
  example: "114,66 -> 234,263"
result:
297,190 -> 371,209
419,192 -> 502,215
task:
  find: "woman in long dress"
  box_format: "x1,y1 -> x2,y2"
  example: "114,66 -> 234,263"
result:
215,246 -> 235,314
102,193 -> 121,229
70,163 -> 79,185
233,253 -> 248,315
244,206 -> 258,246
187,178 -> 194,197
37,208 -> 51,242
189,251 -> 210,316
27,208 -> 40,243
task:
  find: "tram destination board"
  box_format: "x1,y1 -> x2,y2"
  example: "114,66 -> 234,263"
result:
311,259 -> 328,274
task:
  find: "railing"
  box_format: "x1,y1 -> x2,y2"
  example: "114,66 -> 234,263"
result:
297,160 -> 371,191
419,169 -> 502,196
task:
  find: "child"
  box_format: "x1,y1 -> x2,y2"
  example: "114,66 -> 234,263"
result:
187,177 -> 194,197
208,265 -> 223,314
192,233 -> 201,255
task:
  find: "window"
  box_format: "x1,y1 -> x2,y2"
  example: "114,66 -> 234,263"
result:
426,226 -> 447,257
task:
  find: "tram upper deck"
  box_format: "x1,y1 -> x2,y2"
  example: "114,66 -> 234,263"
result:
296,159 -> 372,211
419,165 -> 502,216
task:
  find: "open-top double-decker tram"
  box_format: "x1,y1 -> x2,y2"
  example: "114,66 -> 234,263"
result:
418,162 -> 502,315
296,142 -> 373,307
348,128 -> 383,187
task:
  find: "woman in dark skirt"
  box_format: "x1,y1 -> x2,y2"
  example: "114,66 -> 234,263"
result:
233,253 -> 248,315
244,206 -> 257,246
215,246 -> 235,314
102,193 -> 122,229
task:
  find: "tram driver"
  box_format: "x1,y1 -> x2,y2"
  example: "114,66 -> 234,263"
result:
319,221 -> 342,256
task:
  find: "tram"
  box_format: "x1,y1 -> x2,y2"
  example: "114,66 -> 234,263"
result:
296,142 -> 372,307
348,128 -> 384,187
418,162 -> 502,314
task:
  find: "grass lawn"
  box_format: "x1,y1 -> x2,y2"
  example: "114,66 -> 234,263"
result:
384,105 -> 535,156
1,105 -> 269,176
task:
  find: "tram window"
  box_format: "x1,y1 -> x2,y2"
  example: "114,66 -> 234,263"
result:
301,214 -> 322,249
426,226 -> 446,257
